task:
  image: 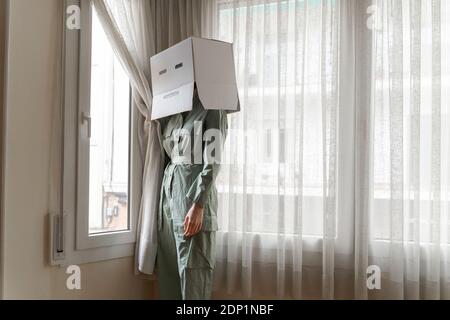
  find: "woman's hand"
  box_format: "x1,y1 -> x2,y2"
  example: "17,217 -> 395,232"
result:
184,203 -> 204,237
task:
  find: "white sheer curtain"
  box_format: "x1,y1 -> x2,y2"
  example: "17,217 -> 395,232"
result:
208,0 -> 450,300
208,0 -> 341,299
366,0 -> 450,299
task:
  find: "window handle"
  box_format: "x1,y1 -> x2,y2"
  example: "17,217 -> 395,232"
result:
81,112 -> 92,139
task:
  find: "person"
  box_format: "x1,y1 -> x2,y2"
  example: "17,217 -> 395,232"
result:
156,89 -> 228,300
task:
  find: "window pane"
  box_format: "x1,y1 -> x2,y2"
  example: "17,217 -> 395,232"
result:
88,8 -> 130,235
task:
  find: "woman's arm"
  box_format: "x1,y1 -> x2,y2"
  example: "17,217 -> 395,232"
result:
184,109 -> 228,236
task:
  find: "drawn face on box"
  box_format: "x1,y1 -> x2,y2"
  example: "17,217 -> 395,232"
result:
150,37 -> 240,120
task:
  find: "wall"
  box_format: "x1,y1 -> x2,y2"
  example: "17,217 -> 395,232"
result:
2,0 -> 155,299
0,1 -> 5,111
0,0 -> 8,299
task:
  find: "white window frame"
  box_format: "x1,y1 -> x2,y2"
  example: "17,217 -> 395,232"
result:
76,0 -> 138,250
51,0 -> 141,266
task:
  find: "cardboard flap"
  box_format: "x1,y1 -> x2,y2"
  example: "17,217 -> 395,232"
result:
150,38 -> 194,96
151,83 -> 195,120
196,84 -> 239,111
192,37 -> 239,111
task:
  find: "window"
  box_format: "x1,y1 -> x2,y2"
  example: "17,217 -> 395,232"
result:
51,0 -> 139,265
87,10 -> 130,236
77,2 -> 136,250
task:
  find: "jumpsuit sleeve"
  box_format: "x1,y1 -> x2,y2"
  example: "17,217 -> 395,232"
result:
185,110 -> 228,207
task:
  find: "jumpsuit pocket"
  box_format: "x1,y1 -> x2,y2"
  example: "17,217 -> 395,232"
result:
171,165 -> 192,198
173,225 -> 216,269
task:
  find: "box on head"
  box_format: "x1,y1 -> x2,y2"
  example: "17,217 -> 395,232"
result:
150,37 -> 240,120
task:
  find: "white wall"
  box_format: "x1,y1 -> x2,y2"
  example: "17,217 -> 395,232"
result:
2,0 -> 156,299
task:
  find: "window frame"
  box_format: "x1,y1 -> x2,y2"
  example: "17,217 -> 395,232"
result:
51,0 -> 141,266
76,0 -> 138,250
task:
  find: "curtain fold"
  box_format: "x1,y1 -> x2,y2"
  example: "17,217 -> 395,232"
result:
353,0 -> 373,300
320,0 -> 339,300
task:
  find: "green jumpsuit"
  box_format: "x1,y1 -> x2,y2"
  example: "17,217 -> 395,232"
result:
156,93 -> 228,300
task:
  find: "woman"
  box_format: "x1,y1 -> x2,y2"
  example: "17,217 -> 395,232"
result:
156,90 -> 228,300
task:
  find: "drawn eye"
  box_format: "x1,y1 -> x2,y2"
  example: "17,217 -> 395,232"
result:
159,69 -> 167,75
175,63 -> 183,70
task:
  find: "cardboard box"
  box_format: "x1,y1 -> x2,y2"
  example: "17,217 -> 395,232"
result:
150,37 -> 240,120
